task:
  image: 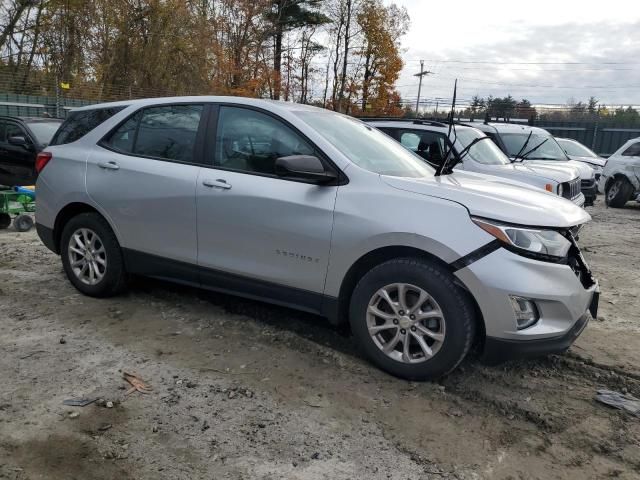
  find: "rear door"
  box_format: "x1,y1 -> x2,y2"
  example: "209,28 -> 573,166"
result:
0,121 -> 35,185
86,104 -> 207,281
195,105 -> 338,308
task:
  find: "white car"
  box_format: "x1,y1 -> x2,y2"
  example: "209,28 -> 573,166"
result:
366,119 -> 585,207
467,122 -> 598,206
598,137 -> 640,208
556,137 -> 607,182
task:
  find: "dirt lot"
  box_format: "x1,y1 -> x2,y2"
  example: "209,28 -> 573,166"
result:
0,199 -> 639,480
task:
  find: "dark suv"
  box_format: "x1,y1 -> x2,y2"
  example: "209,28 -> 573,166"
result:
0,116 -> 62,186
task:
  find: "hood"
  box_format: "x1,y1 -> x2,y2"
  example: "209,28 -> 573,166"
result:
566,155 -> 607,168
507,162 -> 577,182
522,159 -> 594,180
382,171 -> 590,228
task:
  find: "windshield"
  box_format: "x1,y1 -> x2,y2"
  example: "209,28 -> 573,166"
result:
454,128 -> 510,165
500,132 -> 568,161
295,111 -> 434,178
557,138 -> 598,158
26,121 -> 62,145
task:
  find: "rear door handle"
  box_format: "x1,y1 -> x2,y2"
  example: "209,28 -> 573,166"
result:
97,161 -> 119,171
202,178 -> 231,189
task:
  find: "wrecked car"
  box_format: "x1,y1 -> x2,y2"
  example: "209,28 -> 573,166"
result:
599,137 -> 640,208
35,97 -> 599,380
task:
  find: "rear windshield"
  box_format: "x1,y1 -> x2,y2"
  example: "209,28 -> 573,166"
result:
557,138 -> 598,158
26,121 -> 62,145
50,106 -> 126,145
500,132 -> 568,160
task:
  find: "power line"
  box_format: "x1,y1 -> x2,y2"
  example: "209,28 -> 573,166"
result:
404,59 -> 640,65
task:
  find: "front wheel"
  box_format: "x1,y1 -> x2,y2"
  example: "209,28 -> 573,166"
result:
605,177 -> 633,208
60,213 -> 127,297
349,258 -> 476,380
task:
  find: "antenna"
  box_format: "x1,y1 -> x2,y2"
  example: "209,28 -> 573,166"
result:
435,79 -> 458,176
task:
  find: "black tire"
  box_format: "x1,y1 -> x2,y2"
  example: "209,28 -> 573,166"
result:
13,214 -> 34,232
349,257 -> 476,380
605,177 -> 633,208
60,212 -> 127,297
0,213 -> 10,230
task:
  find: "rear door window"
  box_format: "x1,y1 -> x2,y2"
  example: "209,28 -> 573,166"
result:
101,104 -> 204,164
134,105 -> 203,162
395,129 -> 446,165
51,106 -> 125,145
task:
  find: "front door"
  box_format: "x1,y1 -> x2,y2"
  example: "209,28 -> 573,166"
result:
86,104 -> 207,280
196,105 -> 338,309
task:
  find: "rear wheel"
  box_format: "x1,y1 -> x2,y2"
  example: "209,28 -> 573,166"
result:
349,258 -> 476,380
60,213 -> 127,297
605,177 -> 633,208
13,214 -> 33,232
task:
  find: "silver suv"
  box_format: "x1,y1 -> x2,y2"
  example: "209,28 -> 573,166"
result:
366,119 -> 585,207
35,97 -> 599,380
467,122 -> 598,206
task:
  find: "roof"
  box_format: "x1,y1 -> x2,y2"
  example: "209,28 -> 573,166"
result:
0,115 -> 62,123
365,119 -> 480,135
70,96 -> 324,114
470,122 -> 550,135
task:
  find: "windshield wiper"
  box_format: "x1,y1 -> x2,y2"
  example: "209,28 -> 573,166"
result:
512,131 -> 533,162
457,136 -> 492,161
520,139 -> 549,160
439,136 -> 493,172
435,80 -> 459,176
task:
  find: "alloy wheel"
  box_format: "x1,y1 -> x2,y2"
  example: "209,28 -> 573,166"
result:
67,228 -> 107,285
607,181 -> 620,202
366,283 -> 446,364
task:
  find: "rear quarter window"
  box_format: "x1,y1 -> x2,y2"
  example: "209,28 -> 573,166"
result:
621,142 -> 640,157
50,106 -> 126,146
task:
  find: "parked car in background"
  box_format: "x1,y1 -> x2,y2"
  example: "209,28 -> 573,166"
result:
556,137 -> 607,182
599,137 -> 640,208
365,119 -> 585,207
35,97 -> 598,380
466,122 -> 598,206
0,116 -> 62,187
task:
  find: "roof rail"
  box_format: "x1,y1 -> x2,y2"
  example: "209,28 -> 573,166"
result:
358,117 -> 448,128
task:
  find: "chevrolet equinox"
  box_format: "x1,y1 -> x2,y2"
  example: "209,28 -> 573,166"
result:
35,97 -> 600,380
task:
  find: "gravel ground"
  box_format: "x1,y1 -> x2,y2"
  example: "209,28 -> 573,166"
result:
0,199 -> 639,480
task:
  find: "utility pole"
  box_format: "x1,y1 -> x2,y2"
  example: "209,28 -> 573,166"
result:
414,60 -> 433,117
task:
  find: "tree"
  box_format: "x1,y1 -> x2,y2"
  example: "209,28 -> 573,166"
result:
356,0 -> 408,115
266,0 -> 329,100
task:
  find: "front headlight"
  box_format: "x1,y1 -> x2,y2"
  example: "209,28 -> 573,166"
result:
557,183 -> 564,196
472,217 -> 571,261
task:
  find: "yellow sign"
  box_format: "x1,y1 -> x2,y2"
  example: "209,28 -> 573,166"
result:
60,82 -> 70,90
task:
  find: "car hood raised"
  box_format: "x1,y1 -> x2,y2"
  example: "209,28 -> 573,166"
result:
382,171 -> 590,228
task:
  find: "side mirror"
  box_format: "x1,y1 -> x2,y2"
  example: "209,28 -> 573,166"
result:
8,136 -> 31,149
275,155 -> 337,184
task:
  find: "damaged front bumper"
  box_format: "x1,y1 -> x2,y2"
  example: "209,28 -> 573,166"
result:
455,244 -> 598,364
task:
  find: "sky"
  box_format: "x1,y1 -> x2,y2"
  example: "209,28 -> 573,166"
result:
386,0 -> 640,110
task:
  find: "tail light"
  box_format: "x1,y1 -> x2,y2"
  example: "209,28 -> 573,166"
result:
35,152 -> 52,173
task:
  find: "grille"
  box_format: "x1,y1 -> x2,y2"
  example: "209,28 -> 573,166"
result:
562,178 -> 581,200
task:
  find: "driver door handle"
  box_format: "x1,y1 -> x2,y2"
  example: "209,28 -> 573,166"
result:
97,161 -> 120,170
202,178 -> 232,190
